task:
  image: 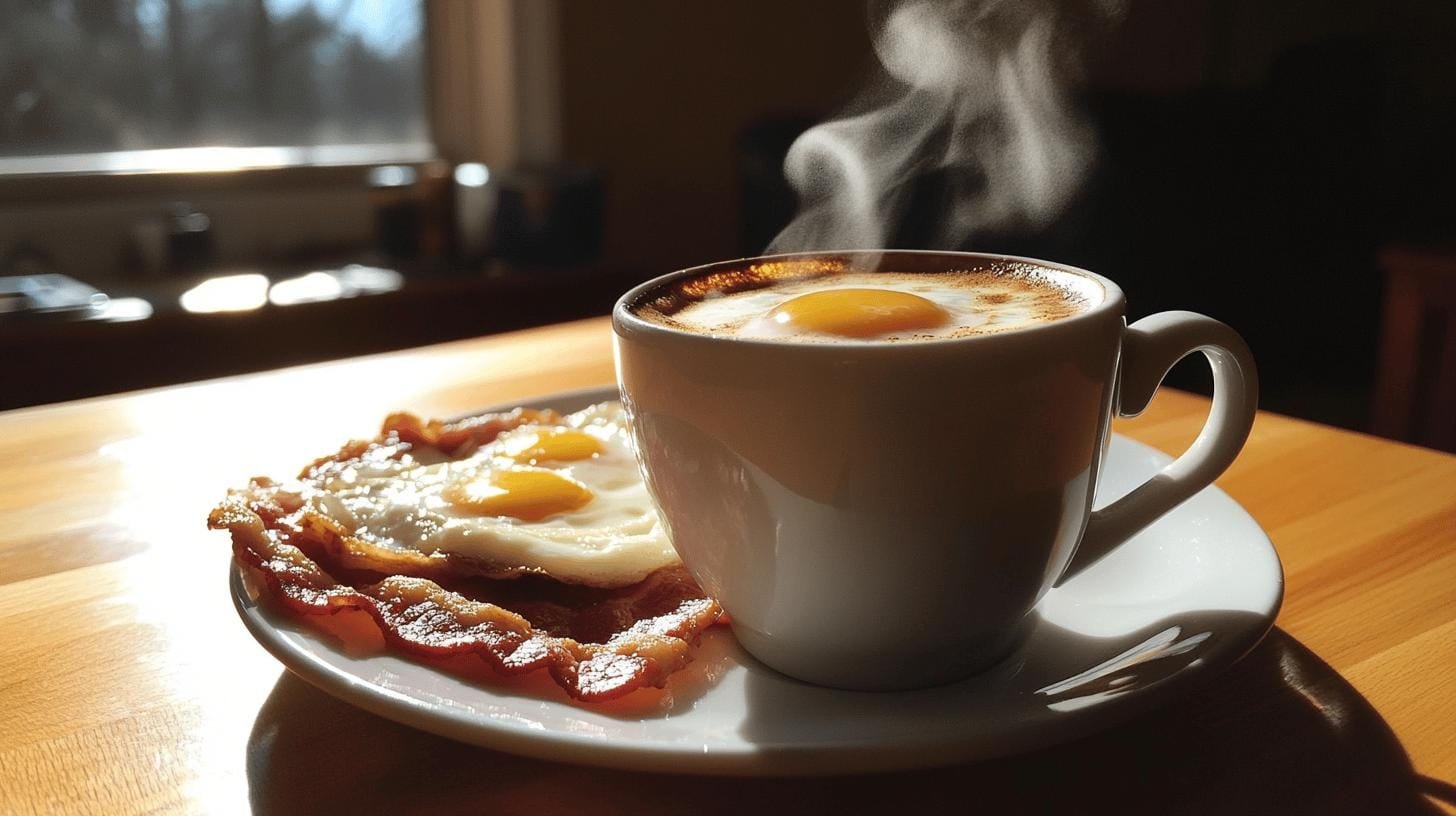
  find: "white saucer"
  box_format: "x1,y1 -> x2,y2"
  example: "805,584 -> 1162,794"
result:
231,386 -> 1283,776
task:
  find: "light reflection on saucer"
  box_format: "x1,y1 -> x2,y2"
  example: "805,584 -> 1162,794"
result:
1035,626 -> 1212,712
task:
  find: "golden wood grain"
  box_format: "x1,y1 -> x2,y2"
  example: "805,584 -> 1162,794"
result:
1,316 -> 1453,814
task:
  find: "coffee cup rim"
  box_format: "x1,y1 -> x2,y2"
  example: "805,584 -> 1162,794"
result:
612,249 -> 1128,350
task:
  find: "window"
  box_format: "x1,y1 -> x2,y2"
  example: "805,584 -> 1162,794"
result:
0,0 -> 553,280
0,0 -> 430,174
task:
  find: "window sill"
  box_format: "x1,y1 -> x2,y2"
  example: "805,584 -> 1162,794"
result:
0,146 -> 438,204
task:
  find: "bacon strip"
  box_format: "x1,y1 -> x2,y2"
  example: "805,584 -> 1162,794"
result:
213,498 -> 720,700
211,408 -> 722,702
300,406 -> 563,477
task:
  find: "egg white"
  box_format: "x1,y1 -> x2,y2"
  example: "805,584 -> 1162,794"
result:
305,401 -> 676,588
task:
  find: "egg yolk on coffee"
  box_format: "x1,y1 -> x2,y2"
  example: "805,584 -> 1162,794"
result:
443,467 -> 595,521
765,288 -> 951,338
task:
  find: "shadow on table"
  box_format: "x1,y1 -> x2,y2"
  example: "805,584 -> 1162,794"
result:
246,628 -> 1453,815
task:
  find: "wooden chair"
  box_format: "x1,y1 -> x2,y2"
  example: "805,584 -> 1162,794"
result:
1372,247 -> 1456,452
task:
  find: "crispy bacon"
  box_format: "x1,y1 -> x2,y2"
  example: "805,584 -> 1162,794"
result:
381,407 -> 565,458
212,497 -> 720,701
299,407 -> 564,477
210,408 -> 722,702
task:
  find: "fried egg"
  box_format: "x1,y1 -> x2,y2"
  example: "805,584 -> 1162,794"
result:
304,401 -> 675,588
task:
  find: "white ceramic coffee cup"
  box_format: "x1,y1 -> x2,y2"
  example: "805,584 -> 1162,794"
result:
612,250 -> 1257,691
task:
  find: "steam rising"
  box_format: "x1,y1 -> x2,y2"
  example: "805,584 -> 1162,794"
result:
770,0 -> 1124,253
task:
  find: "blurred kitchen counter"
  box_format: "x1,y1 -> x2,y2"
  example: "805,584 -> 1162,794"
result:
0,262 -> 641,410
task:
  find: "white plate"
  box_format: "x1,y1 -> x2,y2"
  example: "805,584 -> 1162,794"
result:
231,386 -> 1283,776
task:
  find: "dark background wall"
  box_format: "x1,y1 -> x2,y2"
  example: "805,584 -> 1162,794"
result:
556,0 -> 875,274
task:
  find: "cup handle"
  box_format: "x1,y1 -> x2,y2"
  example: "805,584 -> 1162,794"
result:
1053,311 -> 1258,587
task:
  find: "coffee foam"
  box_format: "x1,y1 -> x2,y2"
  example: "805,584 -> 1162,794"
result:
632,258 -> 1098,343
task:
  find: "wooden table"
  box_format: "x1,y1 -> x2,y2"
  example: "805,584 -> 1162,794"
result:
3,317 -> 1454,815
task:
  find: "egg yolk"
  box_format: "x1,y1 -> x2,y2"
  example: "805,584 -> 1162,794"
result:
443,467 -> 595,521
766,288 -> 950,338
501,427 -> 605,463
